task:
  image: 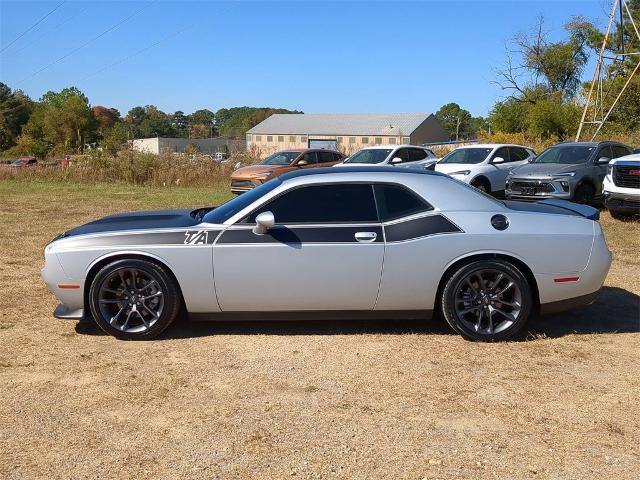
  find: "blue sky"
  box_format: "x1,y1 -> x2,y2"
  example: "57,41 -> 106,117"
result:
0,0 -> 611,117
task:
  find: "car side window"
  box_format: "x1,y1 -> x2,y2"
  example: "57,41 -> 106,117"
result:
333,153 -> 344,162
407,148 -> 428,162
374,184 -> 432,221
509,147 -> 528,162
596,146 -> 613,162
612,145 -> 631,158
391,148 -> 409,163
246,184 -> 378,224
317,151 -> 336,163
300,152 -> 318,164
492,147 -> 510,163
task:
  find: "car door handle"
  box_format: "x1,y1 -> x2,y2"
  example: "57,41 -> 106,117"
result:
355,231 -> 377,243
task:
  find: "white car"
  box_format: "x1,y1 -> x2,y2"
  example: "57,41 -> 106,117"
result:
42,166 -> 611,342
603,153 -> 640,219
336,145 -> 438,169
435,144 -> 536,194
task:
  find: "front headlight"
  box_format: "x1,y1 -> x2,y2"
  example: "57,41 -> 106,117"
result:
253,171 -> 273,179
551,171 -> 576,178
451,170 -> 471,176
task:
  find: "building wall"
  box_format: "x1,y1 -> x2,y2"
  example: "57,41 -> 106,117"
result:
247,133 -> 413,158
132,137 -> 245,155
409,115 -> 450,145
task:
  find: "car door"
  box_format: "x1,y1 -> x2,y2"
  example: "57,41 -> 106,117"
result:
591,145 -> 613,192
213,183 -> 384,311
487,147 -> 511,191
388,148 -> 409,165
317,150 -> 342,166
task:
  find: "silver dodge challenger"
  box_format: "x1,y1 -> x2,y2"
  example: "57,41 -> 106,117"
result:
42,166 -> 612,341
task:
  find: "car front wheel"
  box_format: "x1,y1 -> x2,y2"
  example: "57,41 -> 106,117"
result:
88,259 -> 182,340
441,259 -> 533,341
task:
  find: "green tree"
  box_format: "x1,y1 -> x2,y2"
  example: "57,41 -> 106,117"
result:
102,122 -> 130,155
0,83 -> 32,151
171,111 -> 188,137
435,103 -> 473,140
188,109 -> 215,128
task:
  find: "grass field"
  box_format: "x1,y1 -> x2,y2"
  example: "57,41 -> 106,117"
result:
1,179 -> 639,479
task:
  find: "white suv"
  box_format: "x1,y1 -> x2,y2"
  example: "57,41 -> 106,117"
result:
603,153 -> 640,220
336,145 -> 438,169
435,144 -> 535,195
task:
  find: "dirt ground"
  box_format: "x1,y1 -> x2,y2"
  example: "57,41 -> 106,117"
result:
1,180 -> 639,479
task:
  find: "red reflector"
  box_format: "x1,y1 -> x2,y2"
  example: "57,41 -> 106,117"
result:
629,170 -> 640,176
58,284 -> 80,289
554,277 -> 579,283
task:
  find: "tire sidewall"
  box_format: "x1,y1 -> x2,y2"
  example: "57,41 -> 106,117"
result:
574,184 -> 594,205
441,259 -> 532,341
88,259 -> 180,340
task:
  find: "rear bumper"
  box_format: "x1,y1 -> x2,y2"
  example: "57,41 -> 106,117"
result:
539,290 -> 600,315
54,304 -> 85,320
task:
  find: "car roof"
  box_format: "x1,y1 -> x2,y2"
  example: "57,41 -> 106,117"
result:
454,144 -> 530,149
555,141 -> 627,147
357,144 -> 426,150
277,148 -> 341,154
278,165 -> 445,182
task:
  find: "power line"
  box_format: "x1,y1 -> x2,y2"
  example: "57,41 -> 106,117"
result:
16,1 -> 154,87
74,23 -> 195,85
4,5 -> 89,59
0,1 -> 66,54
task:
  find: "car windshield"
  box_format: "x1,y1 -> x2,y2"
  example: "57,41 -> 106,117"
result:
344,149 -> 393,164
261,151 -> 301,166
438,148 -> 492,164
203,178 -> 283,224
532,145 -> 595,164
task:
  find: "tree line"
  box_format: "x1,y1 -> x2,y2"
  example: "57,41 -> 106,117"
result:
0,85 -> 301,158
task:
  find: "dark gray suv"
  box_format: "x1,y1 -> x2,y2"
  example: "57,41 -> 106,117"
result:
505,141 -> 633,205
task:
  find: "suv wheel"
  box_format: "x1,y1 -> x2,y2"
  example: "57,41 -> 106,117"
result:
574,184 -> 595,205
471,178 -> 491,193
441,259 -> 533,341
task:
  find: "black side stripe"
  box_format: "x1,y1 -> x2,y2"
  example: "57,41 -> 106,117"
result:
218,226 -> 383,245
384,214 -> 462,242
61,229 -> 220,248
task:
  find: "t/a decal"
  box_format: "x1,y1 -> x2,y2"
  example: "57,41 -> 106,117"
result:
183,230 -> 209,245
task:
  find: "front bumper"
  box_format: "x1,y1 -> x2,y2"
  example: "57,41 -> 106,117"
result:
506,177 -> 572,201
54,304 -> 84,320
603,177 -> 640,213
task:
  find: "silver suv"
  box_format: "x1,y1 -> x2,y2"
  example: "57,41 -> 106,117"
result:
505,141 -> 633,205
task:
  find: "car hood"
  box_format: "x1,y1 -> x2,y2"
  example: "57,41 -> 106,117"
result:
59,209 -> 200,238
510,162 -> 583,178
434,163 -> 479,174
232,164 -> 284,177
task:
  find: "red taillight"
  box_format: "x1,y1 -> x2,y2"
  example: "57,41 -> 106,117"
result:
554,277 -> 579,283
58,284 -> 80,289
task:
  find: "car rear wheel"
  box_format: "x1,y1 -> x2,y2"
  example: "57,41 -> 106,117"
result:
441,259 -> 532,341
574,184 -> 595,205
88,259 -> 181,340
471,178 -> 491,193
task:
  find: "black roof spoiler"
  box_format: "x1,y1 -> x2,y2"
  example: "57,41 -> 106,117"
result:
537,199 -> 600,220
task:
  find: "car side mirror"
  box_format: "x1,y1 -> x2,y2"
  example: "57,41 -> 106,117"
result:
296,159 -> 308,167
390,157 -> 403,164
528,157 -> 535,162
492,156 -> 505,164
253,211 -> 275,235
597,157 -> 610,164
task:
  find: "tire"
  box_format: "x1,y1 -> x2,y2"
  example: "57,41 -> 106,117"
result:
440,259 -> 533,342
609,209 -> 637,221
88,259 -> 182,340
471,178 -> 491,194
573,184 -> 595,205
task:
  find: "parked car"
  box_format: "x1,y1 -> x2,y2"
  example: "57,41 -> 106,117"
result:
8,157 -> 37,167
602,153 -> 640,219
335,145 -> 437,169
506,142 -> 633,205
230,149 -> 344,194
42,166 -> 611,342
435,144 -> 535,195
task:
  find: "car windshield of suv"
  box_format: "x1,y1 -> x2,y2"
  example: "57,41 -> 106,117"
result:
203,178 -> 283,224
532,145 -> 594,164
261,151 -> 301,166
344,149 -> 393,164
438,148 -> 492,164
